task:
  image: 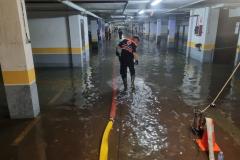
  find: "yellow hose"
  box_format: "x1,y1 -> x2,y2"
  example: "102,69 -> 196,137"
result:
99,121 -> 113,160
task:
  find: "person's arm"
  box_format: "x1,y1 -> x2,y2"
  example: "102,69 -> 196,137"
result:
116,45 -> 120,52
133,52 -> 138,61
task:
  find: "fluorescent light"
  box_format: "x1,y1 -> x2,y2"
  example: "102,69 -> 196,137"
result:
151,0 -> 162,6
139,10 -> 145,14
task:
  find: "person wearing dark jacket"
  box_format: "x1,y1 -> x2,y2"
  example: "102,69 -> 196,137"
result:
118,29 -> 123,39
116,35 -> 140,91
109,29 -> 111,41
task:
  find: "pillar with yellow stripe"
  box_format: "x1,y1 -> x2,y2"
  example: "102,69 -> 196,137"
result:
144,23 -> 149,39
0,0 -> 40,119
69,15 -> 84,67
167,18 -> 176,48
156,19 -> 161,43
91,20 -> 98,49
234,34 -> 240,66
150,22 -> 155,41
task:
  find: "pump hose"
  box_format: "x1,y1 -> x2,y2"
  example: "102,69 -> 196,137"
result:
201,61 -> 240,113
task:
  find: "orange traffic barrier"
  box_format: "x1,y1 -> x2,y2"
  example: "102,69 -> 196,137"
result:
196,119 -> 221,151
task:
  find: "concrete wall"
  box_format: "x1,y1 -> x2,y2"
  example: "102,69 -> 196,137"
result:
161,25 -> 168,38
185,26 -> 189,38
186,7 -> 220,62
229,7 -> 240,17
179,26 -> 184,38
28,15 -> 89,67
28,17 -> 72,67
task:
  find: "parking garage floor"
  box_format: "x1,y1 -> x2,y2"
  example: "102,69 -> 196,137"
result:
0,31 -> 240,160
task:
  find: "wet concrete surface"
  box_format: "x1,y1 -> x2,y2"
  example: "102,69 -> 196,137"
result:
0,31 -> 240,159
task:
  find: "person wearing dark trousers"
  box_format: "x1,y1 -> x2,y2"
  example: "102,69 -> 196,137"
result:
109,29 -> 111,41
118,29 -> 123,39
105,30 -> 108,40
116,35 -> 140,91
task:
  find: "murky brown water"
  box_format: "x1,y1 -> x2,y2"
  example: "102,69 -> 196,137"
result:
0,31 -> 240,160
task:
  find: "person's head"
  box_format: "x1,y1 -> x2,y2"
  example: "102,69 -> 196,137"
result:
133,35 -> 140,43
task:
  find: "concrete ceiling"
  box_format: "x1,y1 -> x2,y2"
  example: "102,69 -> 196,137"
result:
25,0 -> 240,24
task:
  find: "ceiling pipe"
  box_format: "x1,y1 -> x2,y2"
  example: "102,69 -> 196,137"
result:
122,1 -> 129,15
59,0 -> 101,19
162,0 -> 207,15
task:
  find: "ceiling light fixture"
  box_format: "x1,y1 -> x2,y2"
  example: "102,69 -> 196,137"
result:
139,10 -> 145,14
151,0 -> 162,6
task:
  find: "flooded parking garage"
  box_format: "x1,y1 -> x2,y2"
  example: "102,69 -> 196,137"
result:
1,0 -> 240,159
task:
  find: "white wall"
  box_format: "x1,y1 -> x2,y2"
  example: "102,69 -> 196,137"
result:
161,25 -> 168,35
28,17 -> 70,48
188,7 -> 220,45
229,8 -> 240,17
185,26 -> 189,36
179,26 -> 184,34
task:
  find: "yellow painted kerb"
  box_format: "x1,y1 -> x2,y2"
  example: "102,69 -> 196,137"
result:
168,38 -> 175,42
2,68 -> 36,85
99,121 -> 113,160
237,46 -> 240,52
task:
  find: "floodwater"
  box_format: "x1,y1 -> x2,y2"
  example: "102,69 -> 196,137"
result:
0,31 -> 240,160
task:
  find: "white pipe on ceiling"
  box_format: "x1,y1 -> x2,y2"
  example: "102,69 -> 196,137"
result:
60,1 -> 101,19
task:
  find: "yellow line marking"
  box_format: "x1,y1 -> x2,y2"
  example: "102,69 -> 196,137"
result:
49,88 -> 65,104
49,80 -> 71,104
11,116 -> 41,146
99,121 -> 113,160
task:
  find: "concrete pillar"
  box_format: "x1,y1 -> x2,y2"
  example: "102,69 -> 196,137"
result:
234,33 -> 240,66
167,18 -> 176,48
144,23 -> 149,39
139,23 -> 143,36
90,20 -> 98,49
184,26 -> 189,40
150,22 -> 155,41
179,26 -> 184,39
156,19 -> 161,43
135,24 -> 139,35
186,8 -> 220,63
153,23 -> 157,39
83,16 -> 89,61
84,16 -> 89,50
102,21 -> 105,41
98,19 -> 102,44
69,15 -> 84,67
0,0 -> 40,118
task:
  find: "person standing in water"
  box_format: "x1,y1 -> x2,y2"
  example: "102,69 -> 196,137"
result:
116,35 -> 140,91
109,29 -> 111,41
118,28 -> 123,39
